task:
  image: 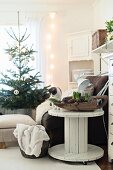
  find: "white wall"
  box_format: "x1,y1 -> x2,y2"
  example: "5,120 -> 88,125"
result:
38,3 -> 93,90
93,0 -> 113,31
0,2 -> 93,91
93,0 -> 113,75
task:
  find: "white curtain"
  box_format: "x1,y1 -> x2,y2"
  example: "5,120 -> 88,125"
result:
24,13 -> 46,86
0,12 -> 47,87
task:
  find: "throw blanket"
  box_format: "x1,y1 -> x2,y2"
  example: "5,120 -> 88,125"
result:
36,87 -> 62,124
13,124 -> 50,157
36,100 -> 52,124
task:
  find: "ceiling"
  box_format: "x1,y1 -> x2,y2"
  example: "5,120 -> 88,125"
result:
30,0 -> 95,3
0,0 -> 95,4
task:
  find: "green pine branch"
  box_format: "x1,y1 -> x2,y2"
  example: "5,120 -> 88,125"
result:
0,26 -> 50,110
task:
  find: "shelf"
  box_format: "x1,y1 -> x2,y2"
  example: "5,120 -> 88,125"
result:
92,39 -> 113,53
69,81 -> 77,84
68,57 -> 92,61
67,31 -> 93,89
48,144 -> 104,162
103,53 -> 113,59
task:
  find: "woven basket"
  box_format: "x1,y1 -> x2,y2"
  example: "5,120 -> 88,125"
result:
20,141 -> 49,159
53,95 -> 108,111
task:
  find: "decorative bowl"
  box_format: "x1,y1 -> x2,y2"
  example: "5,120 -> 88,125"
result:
51,95 -> 108,111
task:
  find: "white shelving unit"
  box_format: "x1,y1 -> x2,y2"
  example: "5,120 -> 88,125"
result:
67,31 -> 94,89
92,39 -> 113,53
92,40 -> 113,162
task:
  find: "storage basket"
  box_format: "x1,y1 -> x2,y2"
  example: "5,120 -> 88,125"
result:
20,141 -> 49,159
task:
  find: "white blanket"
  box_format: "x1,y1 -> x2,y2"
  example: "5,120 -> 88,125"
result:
36,100 -> 52,124
13,124 -> 50,157
36,87 -> 62,124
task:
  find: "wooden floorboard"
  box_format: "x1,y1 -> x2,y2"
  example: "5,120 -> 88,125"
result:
96,145 -> 113,170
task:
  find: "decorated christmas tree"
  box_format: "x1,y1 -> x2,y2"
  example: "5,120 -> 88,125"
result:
0,13 -> 50,110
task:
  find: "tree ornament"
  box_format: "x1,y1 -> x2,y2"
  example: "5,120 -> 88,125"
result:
8,55 -> 12,61
31,56 -> 35,61
24,60 -> 28,66
14,90 -> 19,95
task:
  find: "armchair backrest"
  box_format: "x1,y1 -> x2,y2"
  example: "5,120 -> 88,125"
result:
86,76 -> 108,96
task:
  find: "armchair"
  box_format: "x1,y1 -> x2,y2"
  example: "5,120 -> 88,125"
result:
41,75 -> 108,146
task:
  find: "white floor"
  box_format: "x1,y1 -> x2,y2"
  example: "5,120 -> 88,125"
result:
0,147 -> 101,170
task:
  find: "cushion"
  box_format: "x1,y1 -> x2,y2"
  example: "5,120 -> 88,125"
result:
0,114 -> 36,129
86,76 -> 108,95
41,113 -> 64,130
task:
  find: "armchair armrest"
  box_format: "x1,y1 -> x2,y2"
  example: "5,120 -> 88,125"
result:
41,112 -> 64,131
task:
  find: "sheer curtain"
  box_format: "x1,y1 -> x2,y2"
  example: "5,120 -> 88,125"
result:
20,13 -> 44,86
0,12 -> 44,88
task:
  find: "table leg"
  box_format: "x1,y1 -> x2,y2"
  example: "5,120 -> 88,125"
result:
65,117 -> 88,154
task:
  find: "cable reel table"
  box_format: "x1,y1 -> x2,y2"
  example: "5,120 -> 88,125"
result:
48,108 -> 104,163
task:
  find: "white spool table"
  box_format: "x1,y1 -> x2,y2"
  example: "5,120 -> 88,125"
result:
48,108 -> 104,163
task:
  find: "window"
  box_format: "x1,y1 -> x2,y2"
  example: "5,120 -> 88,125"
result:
0,25 -> 36,72
0,25 -> 39,89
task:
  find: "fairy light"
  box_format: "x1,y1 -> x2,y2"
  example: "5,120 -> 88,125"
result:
46,33 -> 52,41
45,12 -> 57,85
50,23 -> 55,29
49,12 -> 56,20
46,44 -> 51,50
50,64 -> 55,70
50,54 -> 54,59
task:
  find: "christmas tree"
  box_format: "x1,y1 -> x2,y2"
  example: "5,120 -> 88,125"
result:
0,14 -> 50,110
